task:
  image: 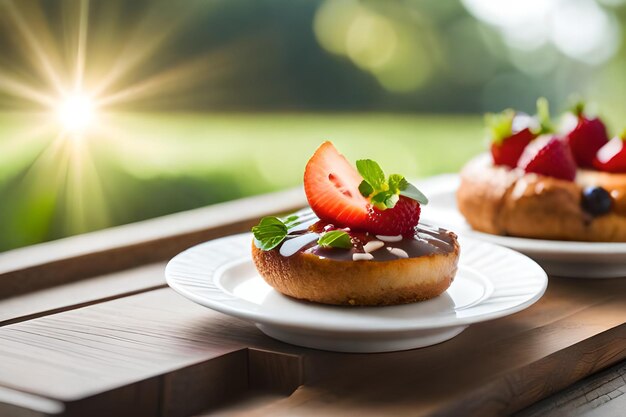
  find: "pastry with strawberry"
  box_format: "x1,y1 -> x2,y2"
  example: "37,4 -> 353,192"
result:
251,142 -> 460,306
457,99 -> 626,242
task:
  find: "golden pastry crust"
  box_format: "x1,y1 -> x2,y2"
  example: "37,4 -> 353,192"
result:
251,237 -> 460,306
457,155 -> 626,242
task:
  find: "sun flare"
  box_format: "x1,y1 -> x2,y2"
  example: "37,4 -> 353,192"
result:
56,93 -> 97,133
0,0 -> 240,239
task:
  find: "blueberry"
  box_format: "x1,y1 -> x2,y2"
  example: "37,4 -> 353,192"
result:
581,186 -> 612,216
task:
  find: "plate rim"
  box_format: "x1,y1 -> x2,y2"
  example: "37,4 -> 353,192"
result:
165,233 -> 547,333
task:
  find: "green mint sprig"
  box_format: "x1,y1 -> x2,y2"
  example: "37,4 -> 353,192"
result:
535,97 -> 553,135
356,159 -> 428,210
251,213 -> 306,250
485,98 -> 554,143
317,230 -> 352,249
485,109 -> 516,145
251,216 -> 289,250
252,215 -> 354,251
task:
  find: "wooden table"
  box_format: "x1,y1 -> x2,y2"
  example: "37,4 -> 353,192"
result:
0,188 -> 624,417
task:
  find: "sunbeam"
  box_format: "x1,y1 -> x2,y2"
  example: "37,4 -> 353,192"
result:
89,4 -> 190,99
73,0 -> 89,91
0,72 -> 57,107
0,2 -> 162,238
1,1 -> 66,95
0,0 -> 252,245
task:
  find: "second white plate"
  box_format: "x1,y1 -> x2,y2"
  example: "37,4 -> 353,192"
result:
418,174 -> 626,278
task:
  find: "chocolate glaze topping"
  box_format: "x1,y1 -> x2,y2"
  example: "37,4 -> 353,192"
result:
278,209 -> 457,262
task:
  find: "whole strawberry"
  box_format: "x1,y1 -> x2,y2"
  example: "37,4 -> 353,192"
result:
487,110 -> 536,168
487,98 -> 553,168
366,196 -> 421,236
593,130 -> 626,173
518,136 -> 577,181
562,102 -> 608,168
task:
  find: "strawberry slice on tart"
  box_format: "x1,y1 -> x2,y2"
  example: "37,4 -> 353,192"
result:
303,141 -> 370,230
303,141 -> 428,235
562,102 -> 609,168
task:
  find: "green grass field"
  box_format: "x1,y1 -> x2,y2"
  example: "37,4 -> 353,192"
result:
0,113 -> 484,251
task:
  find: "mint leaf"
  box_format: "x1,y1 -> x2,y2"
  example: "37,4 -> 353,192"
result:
400,183 -> 429,205
370,191 -> 390,209
318,230 -> 352,249
282,215 -> 301,229
485,109 -> 514,144
535,97 -> 554,135
388,174 -> 407,193
384,193 -> 399,208
252,217 -> 288,250
354,159 -> 428,209
358,180 -> 374,197
356,159 -> 386,190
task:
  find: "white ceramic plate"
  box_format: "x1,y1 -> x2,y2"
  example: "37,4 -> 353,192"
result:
417,174 -> 626,278
165,233 -> 547,353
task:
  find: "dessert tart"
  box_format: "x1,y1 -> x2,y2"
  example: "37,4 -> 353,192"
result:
457,99 -> 626,242
251,142 -> 460,306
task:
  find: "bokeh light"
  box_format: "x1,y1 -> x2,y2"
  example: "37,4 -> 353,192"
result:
314,0 -> 436,92
462,0 -> 622,65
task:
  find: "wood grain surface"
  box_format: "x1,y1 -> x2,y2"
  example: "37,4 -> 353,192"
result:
0,187 -> 305,299
0,276 -> 623,417
516,360 -> 626,417
0,263 -> 166,326
0,187 -> 624,416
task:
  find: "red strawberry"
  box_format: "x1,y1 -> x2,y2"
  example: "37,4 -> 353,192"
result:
304,142 -> 423,235
517,136 -> 577,181
304,142 -> 369,229
491,128 -> 536,168
592,131 -> 626,173
487,110 -> 537,168
563,104 -> 608,168
365,196 -> 420,236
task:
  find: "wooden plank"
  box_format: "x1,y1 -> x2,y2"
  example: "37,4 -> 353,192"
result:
0,386 -> 64,417
161,350 -> 249,417
247,349 -> 303,395
63,378 -> 160,417
515,360 -> 626,417
0,275 -> 623,417
0,263 -> 166,326
0,289 -> 256,401
0,188 -> 305,299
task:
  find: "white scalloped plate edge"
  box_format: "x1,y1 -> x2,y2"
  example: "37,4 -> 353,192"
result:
165,233 -> 547,334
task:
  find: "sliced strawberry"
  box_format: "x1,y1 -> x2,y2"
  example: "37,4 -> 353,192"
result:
592,132 -> 626,173
518,136 -> 577,181
365,196 -> 420,236
563,104 -> 608,168
303,142 -> 369,229
487,110 -> 538,168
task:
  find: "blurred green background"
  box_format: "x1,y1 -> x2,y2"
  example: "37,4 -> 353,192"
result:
0,0 -> 625,251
